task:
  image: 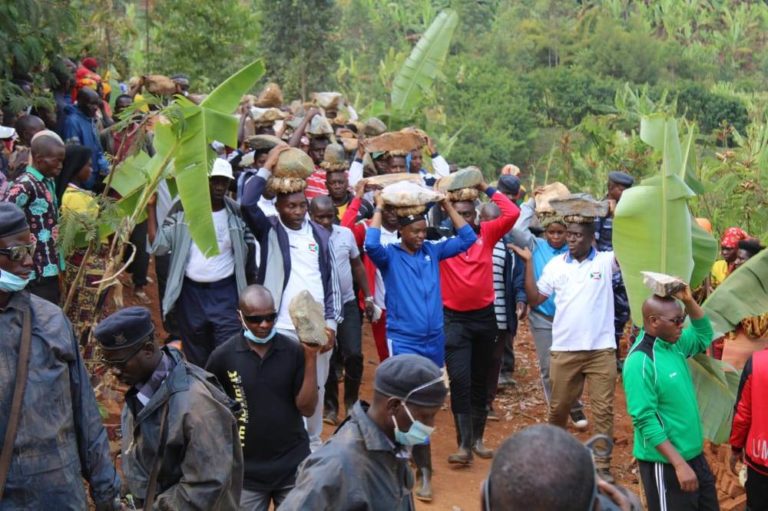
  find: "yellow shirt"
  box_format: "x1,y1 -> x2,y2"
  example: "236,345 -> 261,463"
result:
711,259 -> 729,287
62,185 -> 98,218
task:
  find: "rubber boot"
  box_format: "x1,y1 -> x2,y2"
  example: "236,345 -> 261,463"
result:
412,444 -> 433,502
447,413 -> 473,465
343,374 -> 360,418
472,413 -> 494,459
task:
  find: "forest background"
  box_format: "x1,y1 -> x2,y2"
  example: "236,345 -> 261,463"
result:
3,0 -> 768,240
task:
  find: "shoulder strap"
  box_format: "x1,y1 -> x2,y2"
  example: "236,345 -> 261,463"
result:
143,401 -> 171,511
0,306 -> 33,499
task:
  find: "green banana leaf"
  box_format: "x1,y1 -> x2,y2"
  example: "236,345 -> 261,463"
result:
106,151 -> 153,233
391,9 -> 458,114
168,59 -> 265,256
688,354 -> 740,444
703,248 -> 768,338
614,114 -> 717,325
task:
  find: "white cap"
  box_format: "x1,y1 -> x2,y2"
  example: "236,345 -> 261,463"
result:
0,126 -> 16,140
210,158 -> 234,180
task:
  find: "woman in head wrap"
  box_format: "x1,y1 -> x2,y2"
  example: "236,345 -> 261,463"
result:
711,227 -> 749,287
718,239 -> 768,368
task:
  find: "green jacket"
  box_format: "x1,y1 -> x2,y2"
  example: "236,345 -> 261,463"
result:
622,316 -> 714,463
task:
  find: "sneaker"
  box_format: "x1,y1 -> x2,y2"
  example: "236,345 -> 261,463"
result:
570,410 -> 589,430
596,467 -> 614,484
487,408 -> 500,422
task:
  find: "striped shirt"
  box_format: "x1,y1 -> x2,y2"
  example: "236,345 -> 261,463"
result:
492,239 -> 507,330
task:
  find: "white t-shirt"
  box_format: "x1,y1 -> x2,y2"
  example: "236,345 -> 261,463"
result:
275,220 -> 325,332
371,226 -> 398,309
537,249 -> 616,351
185,209 -> 235,282
330,225 -> 360,304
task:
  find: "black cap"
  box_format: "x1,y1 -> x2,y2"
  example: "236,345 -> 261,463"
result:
397,214 -> 426,228
0,203 -> 29,238
497,175 -> 521,196
608,171 -> 634,187
374,354 -> 448,407
94,306 -> 155,351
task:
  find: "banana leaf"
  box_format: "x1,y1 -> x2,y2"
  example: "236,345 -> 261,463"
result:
391,9 -> 458,114
688,354 -> 740,444
169,59 -> 265,256
108,151 -> 152,227
613,115 -> 717,325
703,248 -> 768,338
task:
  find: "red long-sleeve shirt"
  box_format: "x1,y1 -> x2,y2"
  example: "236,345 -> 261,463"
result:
440,189 -> 519,311
730,350 -> 768,474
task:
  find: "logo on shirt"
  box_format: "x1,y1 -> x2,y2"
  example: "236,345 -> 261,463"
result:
425,255 -> 431,262
589,271 -> 603,280
669,372 -> 678,378
308,242 -> 318,253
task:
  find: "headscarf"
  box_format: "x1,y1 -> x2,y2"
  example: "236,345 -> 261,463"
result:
721,227 -> 748,248
55,145 -> 92,203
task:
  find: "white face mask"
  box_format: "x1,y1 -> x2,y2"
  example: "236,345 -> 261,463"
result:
0,270 -> 29,292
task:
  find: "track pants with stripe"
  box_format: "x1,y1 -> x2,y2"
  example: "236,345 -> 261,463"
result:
638,454 -> 719,511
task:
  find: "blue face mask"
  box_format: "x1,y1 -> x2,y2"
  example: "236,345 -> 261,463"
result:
0,270 -> 29,293
392,402 -> 435,446
390,375 -> 444,446
243,326 -> 276,345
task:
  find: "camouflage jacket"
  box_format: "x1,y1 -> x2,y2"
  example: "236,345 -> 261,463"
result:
0,290 -> 120,510
121,346 -> 243,510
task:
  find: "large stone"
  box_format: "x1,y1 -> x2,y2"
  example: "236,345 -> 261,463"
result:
366,173 -> 423,188
534,182 -> 570,214
642,271 -> 687,297
289,290 -> 327,347
255,82 -> 283,108
382,181 -> 444,208
364,131 -> 424,153
274,147 -> 314,179
549,193 -> 609,218
435,166 -> 483,193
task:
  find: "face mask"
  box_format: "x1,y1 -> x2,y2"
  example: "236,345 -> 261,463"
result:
392,402 -> 434,446
243,326 -> 276,345
390,375 -> 444,446
0,270 -> 29,292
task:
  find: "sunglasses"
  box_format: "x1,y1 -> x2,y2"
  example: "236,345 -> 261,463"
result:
0,243 -> 35,262
240,311 -> 278,324
654,314 -> 687,326
99,341 -> 149,368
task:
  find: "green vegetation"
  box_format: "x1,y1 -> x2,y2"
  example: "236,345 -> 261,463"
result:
3,0 -> 768,239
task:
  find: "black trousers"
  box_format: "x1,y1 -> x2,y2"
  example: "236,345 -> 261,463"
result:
747,465 -> 768,511
324,300 -> 364,415
444,305 -> 498,415
125,220 -> 149,287
638,454 -> 719,511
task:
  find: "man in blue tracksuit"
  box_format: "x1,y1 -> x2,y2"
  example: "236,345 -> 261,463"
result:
364,190 -> 476,501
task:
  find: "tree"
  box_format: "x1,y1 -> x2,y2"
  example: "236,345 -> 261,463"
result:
258,0 -> 340,99
0,0 -> 75,115
149,0 -> 259,91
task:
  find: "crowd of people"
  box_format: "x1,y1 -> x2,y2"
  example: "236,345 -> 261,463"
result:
1,56 -> 767,511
